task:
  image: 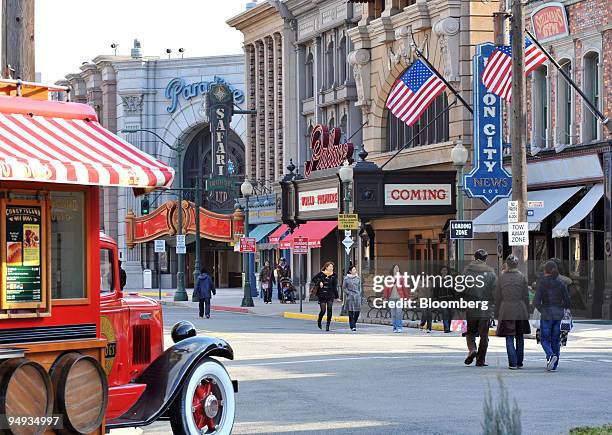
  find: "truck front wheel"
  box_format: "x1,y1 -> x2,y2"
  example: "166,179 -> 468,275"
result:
170,357 -> 235,435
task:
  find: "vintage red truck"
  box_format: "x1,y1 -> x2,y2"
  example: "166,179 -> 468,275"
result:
0,79 -> 236,435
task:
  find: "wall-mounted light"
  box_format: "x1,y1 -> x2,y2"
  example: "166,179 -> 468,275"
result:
110,43 -> 118,56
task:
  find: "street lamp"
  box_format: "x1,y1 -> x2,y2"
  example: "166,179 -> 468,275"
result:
338,160 -> 353,313
121,128 -> 188,301
240,178 -> 254,307
451,138 -> 469,272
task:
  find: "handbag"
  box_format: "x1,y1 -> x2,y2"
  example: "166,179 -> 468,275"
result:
450,319 -> 467,333
560,309 -> 573,331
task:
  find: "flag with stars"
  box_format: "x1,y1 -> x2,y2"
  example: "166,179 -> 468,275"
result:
481,36 -> 547,102
386,59 -> 447,126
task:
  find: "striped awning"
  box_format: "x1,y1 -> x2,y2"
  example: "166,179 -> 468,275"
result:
0,96 -> 174,191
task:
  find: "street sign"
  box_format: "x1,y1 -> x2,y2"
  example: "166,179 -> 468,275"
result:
239,237 -> 256,253
527,209 -> 535,217
528,200 -> 544,208
176,234 -> 186,254
509,222 -> 529,246
507,200 -> 518,223
450,220 -> 473,239
463,43 -> 512,205
342,235 -> 354,250
344,229 -> 351,237
345,247 -> 351,255
338,213 -> 359,230
176,245 -> 186,254
154,239 -> 166,253
293,237 -> 309,255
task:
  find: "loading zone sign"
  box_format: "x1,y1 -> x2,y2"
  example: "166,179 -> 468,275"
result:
450,220 -> 473,239
509,222 -> 529,246
464,43 -> 512,205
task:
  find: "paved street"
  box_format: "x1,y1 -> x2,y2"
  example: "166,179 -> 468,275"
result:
114,305 -> 612,435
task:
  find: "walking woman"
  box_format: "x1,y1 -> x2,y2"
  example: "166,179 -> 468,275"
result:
495,254 -> 531,369
259,260 -> 275,304
383,264 -> 409,333
534,260 -> 571,371
343,265 -> 363,331
433,265 -> 454,333
312,261 -> 339,331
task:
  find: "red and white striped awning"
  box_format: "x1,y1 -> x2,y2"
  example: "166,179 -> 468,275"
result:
0,96 -> 174,191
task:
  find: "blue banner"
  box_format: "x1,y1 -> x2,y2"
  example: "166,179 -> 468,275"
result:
464,43 -> 512,205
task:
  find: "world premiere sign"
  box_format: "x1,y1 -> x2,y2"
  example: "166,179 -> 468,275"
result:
464,43 -> 512,205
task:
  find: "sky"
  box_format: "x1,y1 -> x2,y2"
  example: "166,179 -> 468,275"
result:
35,0 -> 249,83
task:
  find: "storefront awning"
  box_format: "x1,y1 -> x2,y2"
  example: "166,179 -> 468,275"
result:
248,223 -> 280,243
552,184 -> 604,238
268,224 -> 290,244
280,221 -> 338,249
472,186 -> 582,233
0,97 -> 174,191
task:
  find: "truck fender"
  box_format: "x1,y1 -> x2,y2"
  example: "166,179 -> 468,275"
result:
106,335 -> 233,429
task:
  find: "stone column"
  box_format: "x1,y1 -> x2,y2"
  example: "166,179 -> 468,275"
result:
314,36 -> 323,124
602,151 -> 612,319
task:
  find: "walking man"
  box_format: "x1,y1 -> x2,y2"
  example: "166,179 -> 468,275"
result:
462,249 -> 497,367
276,258 -> 290,301
534,260 -> 570,371
194,267 -> 216,318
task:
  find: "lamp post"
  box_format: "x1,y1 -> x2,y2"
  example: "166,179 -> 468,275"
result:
338,160 -> 354,314
121,128 -> 188,301
451,138 -> 469,272
240,178 -> 254,307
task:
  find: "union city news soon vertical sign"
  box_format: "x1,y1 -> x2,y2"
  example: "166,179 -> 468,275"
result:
464,43 -> 512,205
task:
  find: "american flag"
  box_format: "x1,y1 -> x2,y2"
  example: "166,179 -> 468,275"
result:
481,36 -> 547,102
386,59 -> 447,126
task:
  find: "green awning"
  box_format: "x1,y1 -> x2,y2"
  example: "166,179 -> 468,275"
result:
248,223 -> 280,243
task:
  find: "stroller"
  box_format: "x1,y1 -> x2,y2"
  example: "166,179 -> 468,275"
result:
280,277 -> 297,304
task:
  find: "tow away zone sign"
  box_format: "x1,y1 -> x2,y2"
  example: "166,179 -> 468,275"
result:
509,222 -> 529,246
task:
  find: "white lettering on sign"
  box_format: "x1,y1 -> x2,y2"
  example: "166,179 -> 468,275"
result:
509,222 -> 529,246
507,200 -> 518,223
384,184 -> 452,206
298,188 -> 339,212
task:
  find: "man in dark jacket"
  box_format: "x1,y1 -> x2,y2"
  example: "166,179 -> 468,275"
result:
276,258 -> 290,301
461,249 -> 497,367
118,260 -> 127,291
534,260 -> 570,371
194,268 -> 216,318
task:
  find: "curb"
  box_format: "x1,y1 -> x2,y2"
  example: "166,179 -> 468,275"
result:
283,312 -> 349,323
211,305 -> 253,314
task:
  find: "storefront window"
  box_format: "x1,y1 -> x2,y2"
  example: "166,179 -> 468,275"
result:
51,191 -> 85,299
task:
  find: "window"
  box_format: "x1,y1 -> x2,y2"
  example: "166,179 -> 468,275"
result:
582,52 -> 600,142
557,59 -> 572,145
532,65 -> 548,148
305,52 -> 314,98
340,114 -> 348,142
385,93 -> 449,151
326,40 -> 335,88
51,191 -> 85,299
329,116 -> 335,129
100,248 -> 114,293
338,37 -> 347,84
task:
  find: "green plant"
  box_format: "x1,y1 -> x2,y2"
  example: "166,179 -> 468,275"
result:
482,375 -> 522,435
569,425 -> 612,435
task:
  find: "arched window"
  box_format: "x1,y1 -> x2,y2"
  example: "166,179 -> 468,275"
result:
338,36 -> 347,84
385,93 -> 449,151
532,65 -> 548,148
340,114 -> 348,142
582,52 -> 600,142
556,59 -> 573,145
326,40 -> 335,88
305,51 -> 314,98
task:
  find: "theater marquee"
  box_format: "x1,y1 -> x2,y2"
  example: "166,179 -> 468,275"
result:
384,184 -> 452,206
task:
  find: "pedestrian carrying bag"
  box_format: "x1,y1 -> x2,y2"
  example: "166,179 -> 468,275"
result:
560,309 -> 573,331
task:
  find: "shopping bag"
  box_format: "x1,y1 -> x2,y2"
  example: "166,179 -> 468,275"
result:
560,309 -> 573,332
450,319 -> 467,333
529,308 -> 541,330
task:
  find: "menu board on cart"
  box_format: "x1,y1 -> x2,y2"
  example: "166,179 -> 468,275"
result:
5,205 -> 42,304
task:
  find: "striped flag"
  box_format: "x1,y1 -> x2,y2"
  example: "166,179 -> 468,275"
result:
481,36 -> 547,102
386,59 -> 447,126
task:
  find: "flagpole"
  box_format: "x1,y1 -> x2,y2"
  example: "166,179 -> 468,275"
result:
381,99 -> 458,169
526,29 -> 609,127
413,47 -> 473,115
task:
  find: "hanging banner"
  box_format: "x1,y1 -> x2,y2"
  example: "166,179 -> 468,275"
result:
464,43 -> 512,205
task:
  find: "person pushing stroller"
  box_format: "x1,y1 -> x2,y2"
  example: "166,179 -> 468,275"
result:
280,277 -> 297,303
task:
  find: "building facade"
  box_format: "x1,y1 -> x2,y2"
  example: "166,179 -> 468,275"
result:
58,41 -> 247,289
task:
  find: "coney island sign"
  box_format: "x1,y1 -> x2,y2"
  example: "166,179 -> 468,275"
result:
304,124 -> 354,177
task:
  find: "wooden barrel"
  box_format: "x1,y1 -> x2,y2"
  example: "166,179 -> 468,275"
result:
0,358 -> 53,435
50,353 -> 108,434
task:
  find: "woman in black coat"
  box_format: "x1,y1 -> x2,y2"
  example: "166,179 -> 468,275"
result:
495,254 -> 531,369
311,261 -> 339,331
